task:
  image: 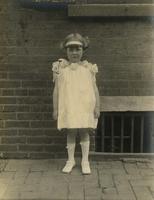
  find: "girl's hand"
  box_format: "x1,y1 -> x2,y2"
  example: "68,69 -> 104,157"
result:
52,110 -> 58,120
94,107 -> 100,119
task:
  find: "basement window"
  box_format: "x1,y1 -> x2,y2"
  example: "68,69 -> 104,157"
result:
96,112 -> 154,153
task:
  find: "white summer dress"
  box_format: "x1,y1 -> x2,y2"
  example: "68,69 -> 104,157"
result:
52,59 -> 98,130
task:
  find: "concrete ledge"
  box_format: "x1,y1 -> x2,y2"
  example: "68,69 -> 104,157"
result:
86,0 -> 154,4
100,96 -> 154,111
90,152 -> 154,160
68,4 -> 154,17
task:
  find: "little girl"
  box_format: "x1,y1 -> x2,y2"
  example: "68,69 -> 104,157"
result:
52,33 -> 100,174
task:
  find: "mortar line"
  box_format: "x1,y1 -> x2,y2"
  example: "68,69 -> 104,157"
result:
121,161 -> 129,175
128,179 -> 138,200
112,174 -> 119,194
67,180 -> 70,200
147,186 -> 154,199
96,165 -> 101,188
83,175 -> 86,200
23,168 -> 31,184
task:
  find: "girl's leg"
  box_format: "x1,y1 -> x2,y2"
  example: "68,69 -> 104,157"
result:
79,129 -> 91,174
66,129 -> 77,162
62,129 -> 77,173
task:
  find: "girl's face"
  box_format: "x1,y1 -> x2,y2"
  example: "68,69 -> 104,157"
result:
66,45 -> 83,63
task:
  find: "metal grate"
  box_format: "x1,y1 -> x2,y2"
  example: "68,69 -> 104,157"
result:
96,112 -> 154,153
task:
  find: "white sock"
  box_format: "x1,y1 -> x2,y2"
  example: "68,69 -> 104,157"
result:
66,143 -> 75,162
80,140 -> 90,163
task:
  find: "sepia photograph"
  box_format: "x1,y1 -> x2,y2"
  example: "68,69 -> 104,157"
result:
0,0 -> 154,199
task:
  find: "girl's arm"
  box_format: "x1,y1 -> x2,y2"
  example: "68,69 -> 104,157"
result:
93,81 -> 100,119
53,78 -> 58,120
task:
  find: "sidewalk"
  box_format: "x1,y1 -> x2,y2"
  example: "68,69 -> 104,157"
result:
0,158 -> 154,200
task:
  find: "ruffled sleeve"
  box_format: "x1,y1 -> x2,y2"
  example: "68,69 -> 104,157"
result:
52,58 -> 68,82
52,61 -> 60,82
91,64 -> 98,82
90,63 -> 98,74
83,61 -> 98,82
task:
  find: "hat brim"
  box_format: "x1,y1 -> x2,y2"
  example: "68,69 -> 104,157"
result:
65,41 -> 83,47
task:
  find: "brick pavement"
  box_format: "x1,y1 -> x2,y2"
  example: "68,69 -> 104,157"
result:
0,158 -> 154,200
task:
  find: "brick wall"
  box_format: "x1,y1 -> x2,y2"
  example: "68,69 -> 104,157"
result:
0,0 -> 153,158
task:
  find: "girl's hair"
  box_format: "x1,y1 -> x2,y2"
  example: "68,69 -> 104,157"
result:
60,33 -> 90,50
